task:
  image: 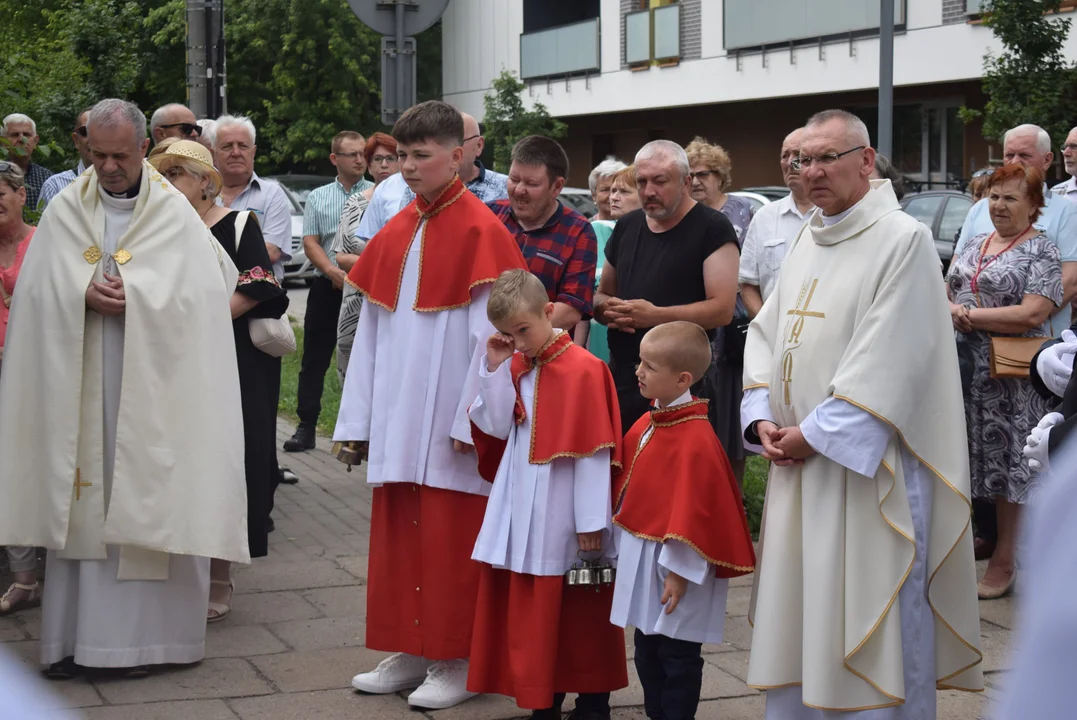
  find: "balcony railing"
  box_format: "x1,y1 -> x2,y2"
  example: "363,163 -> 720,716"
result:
520,18 -> 601,80
724,0 -> 905,51
625,4 -> 681,67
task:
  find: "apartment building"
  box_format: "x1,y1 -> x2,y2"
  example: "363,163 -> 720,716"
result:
442,0 -> 1077,189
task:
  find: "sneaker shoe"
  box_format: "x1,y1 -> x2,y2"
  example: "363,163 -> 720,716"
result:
351,653 -> 431,694
407,659 -> 477,709
283,426 -> 316,453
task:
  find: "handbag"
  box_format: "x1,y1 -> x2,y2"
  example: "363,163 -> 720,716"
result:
232,211 -> 297,357
988,336 -> 1046,379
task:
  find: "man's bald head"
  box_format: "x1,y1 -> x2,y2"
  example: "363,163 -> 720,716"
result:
459,111 -> 485,181
150,103 -> 198,142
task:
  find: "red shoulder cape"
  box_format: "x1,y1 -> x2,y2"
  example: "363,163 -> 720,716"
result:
347,175 -> 526,311
614,399 -> 756,579
472,332 -> 623,482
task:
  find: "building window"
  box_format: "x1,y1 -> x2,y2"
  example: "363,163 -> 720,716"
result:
855,102 -> 966,189
625,0 -> 681,67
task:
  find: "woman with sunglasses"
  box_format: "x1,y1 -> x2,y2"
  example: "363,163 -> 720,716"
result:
0,163 -> 41,615
333,132 -> 399,380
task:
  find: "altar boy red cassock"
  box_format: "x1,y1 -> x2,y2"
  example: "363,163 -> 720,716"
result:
334,176 -> 526,661
467,332 -> 629,709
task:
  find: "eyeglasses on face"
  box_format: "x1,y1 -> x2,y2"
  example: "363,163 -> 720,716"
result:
790,146 -> 866,171
76,126 -> 88,137
1063,143 -> 1077,152
688,170 -> 716,181
371,154 -> 396,164
335,151 -> 362,159
463,134 -> 481,143
158,122 -> 202,137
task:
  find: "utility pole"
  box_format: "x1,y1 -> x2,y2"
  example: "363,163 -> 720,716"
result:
878,0 -> 895,158
186,0 -> 227,119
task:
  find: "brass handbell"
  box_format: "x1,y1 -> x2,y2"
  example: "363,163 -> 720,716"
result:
331,441 -> 369,471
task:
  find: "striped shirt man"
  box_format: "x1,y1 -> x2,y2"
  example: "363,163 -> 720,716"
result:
37,161 -> 86,210
302,177 -> 373,276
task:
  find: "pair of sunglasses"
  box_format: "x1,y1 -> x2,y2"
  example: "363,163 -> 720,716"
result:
157,122 -> 203,137
0,161 -> 25,188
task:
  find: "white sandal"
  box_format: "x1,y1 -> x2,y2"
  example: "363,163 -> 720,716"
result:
207,580 -> 234,623
0,582 -> 42,615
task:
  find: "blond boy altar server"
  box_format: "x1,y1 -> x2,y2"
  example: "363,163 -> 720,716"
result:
741,109 -> 983,719
0,99 -> 247,678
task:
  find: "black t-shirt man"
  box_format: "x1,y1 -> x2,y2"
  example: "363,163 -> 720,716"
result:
604,203 -> 738,430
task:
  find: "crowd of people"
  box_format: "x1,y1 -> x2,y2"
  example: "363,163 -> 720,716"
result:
1,94 -> 1077,719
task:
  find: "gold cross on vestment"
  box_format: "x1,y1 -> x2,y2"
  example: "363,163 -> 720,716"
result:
74,469 -> 92,501
781,278 -> 827,405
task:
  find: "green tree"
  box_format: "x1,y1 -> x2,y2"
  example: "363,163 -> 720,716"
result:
482,70 -> 566,173
960,0 -> 1077,149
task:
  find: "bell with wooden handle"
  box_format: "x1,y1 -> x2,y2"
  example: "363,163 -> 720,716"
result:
332,441 -> 368,472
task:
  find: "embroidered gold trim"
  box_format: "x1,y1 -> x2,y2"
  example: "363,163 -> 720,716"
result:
831,393 -> 984,682
411,179 -> 470,312
612,521 -> 755,572
112,249 -> 132,265
742,382 -> 769,391
83,246 -> 102,264
613,424 -> 652,510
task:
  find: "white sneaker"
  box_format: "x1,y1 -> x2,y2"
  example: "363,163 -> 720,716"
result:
406,659 -> 478,709
351,653 -> 431,694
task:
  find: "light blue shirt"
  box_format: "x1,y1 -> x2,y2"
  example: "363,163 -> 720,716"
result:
956,186 -> 1077,327
356,172 -> 409,243
303,177 -> 373,275
36,161 -> 86,210
228,172 -> 294,281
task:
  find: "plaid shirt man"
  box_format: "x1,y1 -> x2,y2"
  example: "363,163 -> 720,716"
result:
22,162 -> 52,215
488,199 -> 597,319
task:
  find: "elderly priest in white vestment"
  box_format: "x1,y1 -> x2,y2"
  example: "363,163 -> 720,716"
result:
0,99 -> 248,678
740,109 -> 983,719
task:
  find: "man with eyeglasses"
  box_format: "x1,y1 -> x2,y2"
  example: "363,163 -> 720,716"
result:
283,131 -> 373,453
2,113 -> 52,213
149,103 -> 202,144
1052,126 -> 1077,204
38,107 -> 95,210
742,109 -> 983,718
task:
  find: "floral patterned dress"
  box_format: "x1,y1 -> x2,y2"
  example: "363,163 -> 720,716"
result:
947,231 -> 1062,504
211,212 -> 289,556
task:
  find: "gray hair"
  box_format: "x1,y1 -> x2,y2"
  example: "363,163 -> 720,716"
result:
806,109 -> 871,147
213,114 -> 257,147
1004,124 -> 1053,154
2,113 -> 36,136
88,99 -> 148,144
170,156 -> 221,199
635,140 -> 690,179
588,156 -> 627,194
197,118 -> 217,147
149,103 -> 190,136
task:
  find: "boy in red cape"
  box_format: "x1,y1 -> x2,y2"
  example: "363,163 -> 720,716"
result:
467,269 -> 628,720
611,321 -> 756,720
333,101 -> 527,710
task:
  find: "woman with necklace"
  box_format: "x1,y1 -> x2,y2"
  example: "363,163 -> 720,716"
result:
947,163 -> 1062,600
0,163 -> 41,616
149,142 -> 288,622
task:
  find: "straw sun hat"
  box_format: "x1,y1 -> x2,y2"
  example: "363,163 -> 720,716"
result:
148,139 -> 223,193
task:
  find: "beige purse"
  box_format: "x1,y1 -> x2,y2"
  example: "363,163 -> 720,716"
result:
232,211 -> 296,357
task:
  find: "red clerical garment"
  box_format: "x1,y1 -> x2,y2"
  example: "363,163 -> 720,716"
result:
614,399 -> 756,579
471,331 -> 623,482
348,175 -> 526,311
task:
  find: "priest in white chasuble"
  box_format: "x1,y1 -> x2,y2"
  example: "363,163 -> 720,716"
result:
0,99 -> 248,677
741,110 -> 982,719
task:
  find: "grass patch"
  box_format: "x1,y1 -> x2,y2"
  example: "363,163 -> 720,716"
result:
278,328 -> 343,437
744,455 -> 768,538
278,329 -> 770,535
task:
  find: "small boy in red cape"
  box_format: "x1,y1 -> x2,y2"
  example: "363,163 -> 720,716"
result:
611,321 -> 756,720
467,269 -> 628,720
334,102 -> 527,710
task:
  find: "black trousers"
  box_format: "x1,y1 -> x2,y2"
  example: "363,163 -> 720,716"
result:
534,692 -> 610,718
633,629 -> 704,720
972,497 -> 998,545
296,276 -> 342,427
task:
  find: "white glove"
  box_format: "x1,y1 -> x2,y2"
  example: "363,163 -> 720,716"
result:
1025,412 -> 1065,472
1035,329 -> 1077,397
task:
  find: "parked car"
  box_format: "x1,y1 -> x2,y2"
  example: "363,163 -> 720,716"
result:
275,182 -> 316,286
268,174 -> 335,208
899,190 -> 974,272
560,187 -> 598,219
740,185 -> 790,201
729,190 -> 772,214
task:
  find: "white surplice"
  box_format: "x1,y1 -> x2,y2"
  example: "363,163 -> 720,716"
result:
40,189 -> 210,668
610,390 -> 730,645
742,388 -> 936,720
469,357 -> 613,575
333,219 -> 494,497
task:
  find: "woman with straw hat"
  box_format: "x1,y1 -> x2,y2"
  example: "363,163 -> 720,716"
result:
149,140 -> 288,622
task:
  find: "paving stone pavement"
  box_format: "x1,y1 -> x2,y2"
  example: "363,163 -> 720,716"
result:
0,420 -> 1012,719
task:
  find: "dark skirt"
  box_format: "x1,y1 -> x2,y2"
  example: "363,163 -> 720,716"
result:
235,322 -> 281,558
